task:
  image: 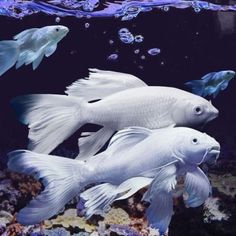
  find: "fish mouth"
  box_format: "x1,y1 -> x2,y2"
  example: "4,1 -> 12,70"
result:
208,145 -> 220,154
205,145 -> 220,164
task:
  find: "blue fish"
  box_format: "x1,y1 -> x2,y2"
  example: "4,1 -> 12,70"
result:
185,70 -> 235,98
0,25 -> 69,77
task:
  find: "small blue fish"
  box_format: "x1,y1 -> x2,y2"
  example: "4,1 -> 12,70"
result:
185,70 -> 235,98
0,25 -> 69,77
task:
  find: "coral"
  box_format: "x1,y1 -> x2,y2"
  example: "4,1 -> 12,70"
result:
44,209 -> 96,233
8,171 -> 41,197
204,197 -> 230,223
43,227 -> 70,236
209,173 -> 236,197
103,207 -> 131,225
6,223 -> 23,236
72,232 -> 90,236
0,170 -> 42,218
109,224 -> 141,236
0,178 -> 20,213
0,211 -> 13,227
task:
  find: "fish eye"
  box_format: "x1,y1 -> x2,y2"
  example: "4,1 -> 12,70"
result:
192,138 -> 199,144
193,106 -> 202,115
55,28 -> 59,32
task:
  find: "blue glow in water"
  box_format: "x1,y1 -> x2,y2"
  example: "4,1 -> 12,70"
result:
82,0 -> 99,12
0,1 -> 236,19
148,48 -> 161,56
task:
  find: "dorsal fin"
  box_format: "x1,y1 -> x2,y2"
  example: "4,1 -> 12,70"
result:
13,28 -> 38,44
107,126 -> 153,155
65,69 -> 147,101
86,127 -> 153,161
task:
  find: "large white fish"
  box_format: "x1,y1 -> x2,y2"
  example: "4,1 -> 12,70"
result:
0,25 -> 69,76
8,127 -> 220,235
11,69 -> 219,159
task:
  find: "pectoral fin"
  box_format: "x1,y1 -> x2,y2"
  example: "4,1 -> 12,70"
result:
184,167 -> 211,208
32,53 -> 44,70
45,44 -> 57,57
78,126 -> 152,160
143,164 -> 177,235
107,126 -> 153,155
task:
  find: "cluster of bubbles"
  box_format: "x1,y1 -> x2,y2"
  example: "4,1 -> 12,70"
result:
107,46 -> 161,63
118,28 -> 144,44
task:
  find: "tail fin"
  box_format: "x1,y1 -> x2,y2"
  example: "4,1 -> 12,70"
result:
185,80 -> 205,96
0,40 -> 19,76
11,95 -> 87,154
7,150 -> 85,225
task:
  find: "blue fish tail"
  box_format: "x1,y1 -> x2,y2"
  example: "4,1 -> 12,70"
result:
0,40 -> 19,76
7,150 -> 85,225
185,80 -> 205,96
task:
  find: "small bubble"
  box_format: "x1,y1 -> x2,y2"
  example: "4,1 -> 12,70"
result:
161,61 -> 165,66
107,53 -> 118,61
134,49 -> 140,54
70,50 -> 77,55
55,17 -> 60,23
138,65 -> 144,70
118,28 -> 130,35
141,55 -> 146,60
85,22 -> 90,28
134,35 -> 144,43
163,6 -> 169,12
196,31 -> 199,35
109,40 -> 114,45
194,7 -> 201,13
147,48 -> 161,56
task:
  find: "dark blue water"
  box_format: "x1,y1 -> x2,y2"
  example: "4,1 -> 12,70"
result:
0,1 -> 236,236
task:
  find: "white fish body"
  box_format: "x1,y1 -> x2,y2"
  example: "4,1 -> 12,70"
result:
8,127 -> 220,235
0,25 -> 69,76
12,70 -> 219,159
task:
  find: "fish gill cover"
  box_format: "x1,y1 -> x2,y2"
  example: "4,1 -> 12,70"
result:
1,0 -> 236,19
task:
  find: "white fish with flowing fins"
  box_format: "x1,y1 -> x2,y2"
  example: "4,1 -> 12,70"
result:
11,70 -> 219,159
8,127 -> 220,235
0,25 -> 69,76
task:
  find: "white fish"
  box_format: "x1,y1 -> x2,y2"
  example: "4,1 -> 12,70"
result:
8,127 -> 220,235
11,69 -> 219,159
0,25 -> 69,76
